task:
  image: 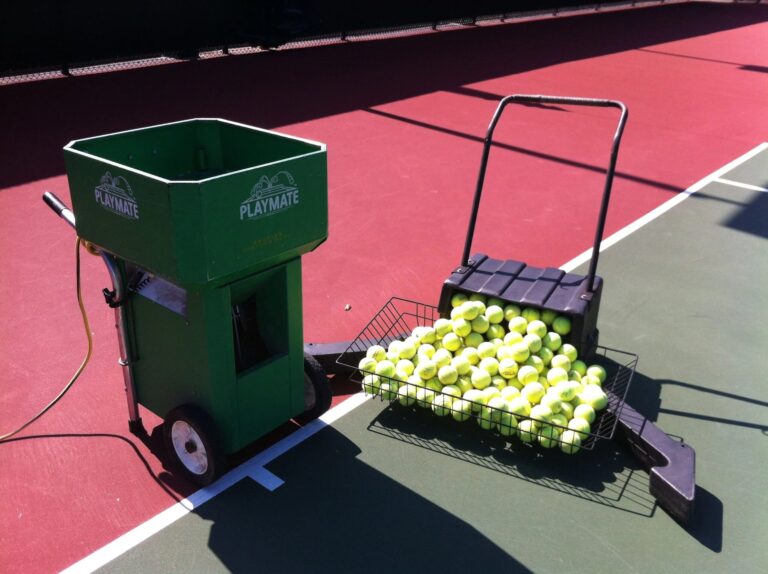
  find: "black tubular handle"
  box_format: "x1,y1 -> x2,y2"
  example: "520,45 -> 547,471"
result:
43,191 -> 76,229
461,94 -> 629,294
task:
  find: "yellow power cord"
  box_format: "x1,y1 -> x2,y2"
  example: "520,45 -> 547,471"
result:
0,237 -> 93,442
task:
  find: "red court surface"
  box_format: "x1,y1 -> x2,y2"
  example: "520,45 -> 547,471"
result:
1,3 -> 767,572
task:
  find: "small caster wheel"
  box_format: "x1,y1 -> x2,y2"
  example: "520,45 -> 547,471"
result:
163,405 -> 224,486
294,354 -> 333,425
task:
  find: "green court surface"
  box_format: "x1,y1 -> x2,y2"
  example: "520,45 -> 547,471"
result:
95,151 -> 768,573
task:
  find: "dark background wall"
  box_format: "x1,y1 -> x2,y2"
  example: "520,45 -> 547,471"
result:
1,1 -> 630,74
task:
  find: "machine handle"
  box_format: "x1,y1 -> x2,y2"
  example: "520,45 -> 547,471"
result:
461,94 -> 629,294
42,191 -> 76,229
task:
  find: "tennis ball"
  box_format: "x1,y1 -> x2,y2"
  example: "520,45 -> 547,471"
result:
542,332 -> 562,351
508,316 -> 528,334
510,342 -> 530,363
550,354 -> 571,372
434,319 -> 452,338
498,358 -> 519,380
485,305 -> 505,324
441,385 -> 462,399
451,399 -> 472,422
517,365 -> 539,386
419,327 -> 437,345
582,374 -> 603,387
451,292 -> 468,308
503,304 -> 522,321
501,385 -> 521,401
571,360 -> 587,377
540,393 -> 562,414
462,389 -> 484,411
546,367 -> 568,386
560,430 -> 582,454
491,376 -> 507,390
477,407 -> 495,430
523,333 -> 543,353
538,425 -> 559,448
458,302 -> 480,321
426,378 -> 443,393
417,344 -> 436,359
471,368 -> 492,390
560,343 -> 578,363
455,376 -> 473,395
438,365 -> 459,385
567,417 -> 591,439
530,404 -> 554,425
452,318 -> 472,338
450,307 -> 461,320
471,315 -> 490,334
432,394 -> 454,416
487,297 -> 504,308
517,419 -> 537,443
451,355 -> 472,376
568,370 -> 583,383
461,347 -> 480,365
521,381 -> 546,404
464,332 -> 484,349
537,346 -> 554,366
524,355 -> 545,374
550,413 -> 568,429
573,403 -> 596,423
414,360 -> 437,380
416,387 -> 436,408
508,396 -> 532,418
395,359 -> 415,376
552,316 -> 572,335
521,308 -> 541,323
374,360 -> 396,378
358,356 -> 377,375
496,345 -> 514,361
526,320 -> 548,338
397,384 -> 418,406
503,331 -> 524,346
479,357 -> 499,376
366,345 -> 387,362
380,382 -> 398,401
586,364 -> 608,384
498,412 -> 518,436
477,342 -> 496,359
488,395 -> 508,416
554,380 -> 579,402
541,309 -> 558,326
432,348 -> 452,368
442,333 -> 462,352
362,374 -> 381,395
486,324 -> 506,340
581,385 -> 608,411
559,401 -> 574,420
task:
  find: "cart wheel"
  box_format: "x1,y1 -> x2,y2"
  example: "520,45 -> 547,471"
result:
163,405 -> 224,486
295,354 -> 332,424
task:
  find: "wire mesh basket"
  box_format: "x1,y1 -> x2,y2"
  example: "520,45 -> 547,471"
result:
337,297 -> 637,452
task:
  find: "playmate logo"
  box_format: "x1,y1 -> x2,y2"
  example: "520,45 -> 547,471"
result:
94,172 -> 139,220
240,171 -> 299,221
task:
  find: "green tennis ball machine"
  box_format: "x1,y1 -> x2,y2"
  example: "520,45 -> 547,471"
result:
45,119 -> 331,485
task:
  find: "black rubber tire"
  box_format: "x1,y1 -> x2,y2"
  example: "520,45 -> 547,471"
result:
294,354 -> 332,425
163,405 -> 225,487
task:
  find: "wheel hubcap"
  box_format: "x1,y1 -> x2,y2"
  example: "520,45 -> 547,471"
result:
171,420 -> 208,475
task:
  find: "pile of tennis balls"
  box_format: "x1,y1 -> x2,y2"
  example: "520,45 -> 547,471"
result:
357,293 -> 610,454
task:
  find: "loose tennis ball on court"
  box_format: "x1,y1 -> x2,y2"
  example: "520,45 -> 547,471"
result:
451,399 -> 472,422
521,381 -> 546,404
530,404 -> 554,425
524,355 -> 545,374
442,333 -> 462,352
498,412 -> 518,437
471,367 -> 492,390
508,396 -> 532,418
554,380 -> 579,402
485,305 -> 505,324
508,316 -> 528,334
451,355 -> 472,376
464,332 -> 484,349
541,309 -> 558,326
476,341 -> 496,359
477,407 -> 495,430
540,393 -> 562,414
451,292 -> 469,308
523,333 -> 543,353
538,425 -> 560,448
458,301 -> 480,321
546,366 -> 568,386
501,385 -> 521,401
397,383 -> 418,406
526,320 -> 547,339
461,346 -> 480,365
395,359 -> 415,376
358,356 -> 377,375
498,358 -> 519,380
517,366 -> 539,386
517,419 -> 537,443
380,382 -> 398,401
552,316 -> 572,336
366,345 -> 387,362
434,318 -> 453,338
456,375 -> 473,395
537,346 -> 554,366
560,430 -> 582,454
432,394 -> 454,416
573,403 -> 596,424
414,359 -> 437,380
586,364 -> 608,384
550,354 -> 571,372
567,417 -> 591,439
542,331 -> 562,351
581,385 -> 608,411
571,360 -> 587,377
438,365 -> 459,385
479,357 -> 499,376
471,315 -> 490,335
521,308 -> 541,323
510,342 -> 530,363
362,374 -> 381,395
452,318 -> 472,338
486,324 -> 505,341
560,343 -> 578,363
503,304 -> 522,321
374,360 -> 396,379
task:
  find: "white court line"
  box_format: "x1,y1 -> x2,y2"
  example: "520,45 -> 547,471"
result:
713,177 -> 768,194
62,141 -> 768,574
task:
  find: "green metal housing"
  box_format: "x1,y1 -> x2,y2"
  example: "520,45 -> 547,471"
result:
64,119 -> 327,453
